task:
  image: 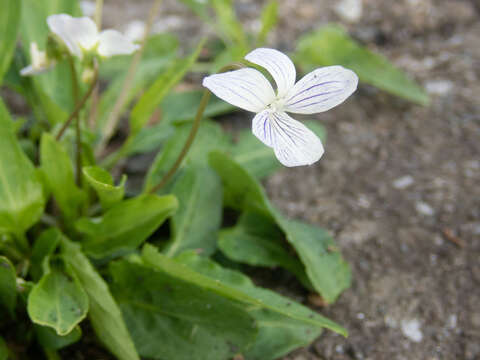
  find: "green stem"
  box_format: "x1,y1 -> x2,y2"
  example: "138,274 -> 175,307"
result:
67,56 -> 83,187
149,90 -> 211,193
56,65 -> 98,141
148,63 -> 243,193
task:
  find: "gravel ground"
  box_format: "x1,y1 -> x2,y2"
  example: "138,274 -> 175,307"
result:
76,0 -> 480,359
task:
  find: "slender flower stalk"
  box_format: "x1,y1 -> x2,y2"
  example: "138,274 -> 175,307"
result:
148,63 -> 243,194
56,64 -> 99,141
203,48 -> 358,167
67,55 -> 83,186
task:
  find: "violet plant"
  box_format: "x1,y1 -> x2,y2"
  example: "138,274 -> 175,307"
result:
0,1 -> 428,359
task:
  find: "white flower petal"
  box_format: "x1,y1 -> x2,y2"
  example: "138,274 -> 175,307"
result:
252,110 -> 324,167
245,48 -> 296,98
98,30 -> 140,57
47,14 -> 98,57
284,66 -> 358,114
203,68 -> 276,113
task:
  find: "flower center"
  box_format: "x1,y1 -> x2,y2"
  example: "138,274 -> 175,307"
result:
267,97 -> 286,113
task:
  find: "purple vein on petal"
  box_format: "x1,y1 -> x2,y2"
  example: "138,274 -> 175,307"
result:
286,81 -> 340,103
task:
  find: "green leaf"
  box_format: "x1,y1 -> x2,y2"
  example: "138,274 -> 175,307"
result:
110,249 -> 257,360
295,25 -> 429,105
83,166 -> 126,210
209,151 -> 351,303
0,0 -> 21,85
27,262 -> 89,335
218,212 -> 311,288
0,100 -> 44,238
35,325 -> 81,350
77,194 -> 178,259
0,336 -> 8,360
30,228 -> 61,282
164,165 -> 222,257
211,0 -> 247,49
160,90 -> 234,125
257,0 -> 278,45
177,251 -> 347,359
61,238 -> 140,360
40,133 -> 85,222
144,120 -> 230,193
20,0 -> 81,113
232,120 -> 326,179
0,256 -> 17,315
130,39 -> 205,138
275,216 -> 352,305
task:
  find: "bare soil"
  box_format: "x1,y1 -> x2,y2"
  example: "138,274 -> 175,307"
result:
47,0 -> 480,359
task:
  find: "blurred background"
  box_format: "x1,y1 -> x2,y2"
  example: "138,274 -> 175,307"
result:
28,0 -> 480,359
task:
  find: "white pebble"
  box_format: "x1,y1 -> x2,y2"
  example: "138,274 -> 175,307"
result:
401,319 -> 423,343
425,80 -> 454,96
416,202 -> 435,216
393,175 -> 414,189
334,0 -> 363,23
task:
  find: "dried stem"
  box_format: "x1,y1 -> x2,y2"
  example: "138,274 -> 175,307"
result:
56,65 -> 99,141
148,63 -> 243,193
97,0 -> 163,155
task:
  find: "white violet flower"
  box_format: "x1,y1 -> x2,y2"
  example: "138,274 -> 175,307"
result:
203,48 -> 358,167
20,42 -> 56,76
47,14 -> 140,59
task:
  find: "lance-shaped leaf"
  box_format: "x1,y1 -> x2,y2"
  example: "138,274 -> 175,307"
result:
0,0 -> 21,85
0,256 -> 17,316
209,151 -> 351,303
110,249 -> 257,360
232,120 -> 326,179
177,251 -> 347,359
144,120 -> 230,193
130,39 -> 205,138
27,261 -> 89,335
61,238 -> 140,360
295,25 -> 429,105
0,100 -> 44,237
257,0 -> 278,45
77,194 -> 178,259
40,133 -> 85,223
165,165 -> 222,257
83,166 -> 126,210
219,212 -> 312,288
160,90 -> 234,126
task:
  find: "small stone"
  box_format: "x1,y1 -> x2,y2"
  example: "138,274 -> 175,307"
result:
334,0 -> 363,23
416,202 -> 435,216
401,319 -> 423,343
393,175 -> 414,189
335,344 -> 344,353
425,80 -> 454,96
447,314 -> 457,329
